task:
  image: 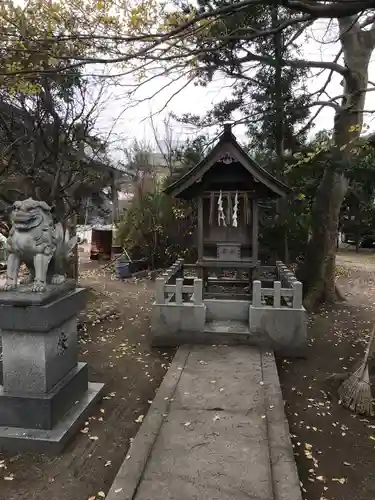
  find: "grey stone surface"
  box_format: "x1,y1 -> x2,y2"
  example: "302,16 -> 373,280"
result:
205,298 -> 250,322
152,303 -> 206,338
249,306 -> 307,356
151,299 -> 307,357
0,280 -> 76,306
137,408 -> 272,500
0,382 -> 104,454
0,363 -> 88,430
107,345 -> 302,500
0,287 -> 87,332
262,352 -> 302,500
151,329 -> 254,347
204,319 -> 250,334
2,316 -> 78,394
172,346 -> 262,411
106,347 -> 191,500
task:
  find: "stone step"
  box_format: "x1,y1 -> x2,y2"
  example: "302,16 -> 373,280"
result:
204,320 -> 250,335
204,298 -> 250,322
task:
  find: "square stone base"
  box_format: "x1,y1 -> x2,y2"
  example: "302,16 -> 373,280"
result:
0,382 -> 105,454
249,305 -> 307,356
2,317 -> 79,395
152,303 -> 206,339
0,363 -> 89,430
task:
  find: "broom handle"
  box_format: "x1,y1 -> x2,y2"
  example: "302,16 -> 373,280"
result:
360,324 -> 375,377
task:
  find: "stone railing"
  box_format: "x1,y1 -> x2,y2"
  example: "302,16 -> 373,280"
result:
152,259 -> 206,345
155,276 -> 203,305
155,258 -> 203,305
252,279 -> 303,309
252,261 -> 303,309
276,261 -> 297,286
250,261 -> 306,355
160,258 -> 184,284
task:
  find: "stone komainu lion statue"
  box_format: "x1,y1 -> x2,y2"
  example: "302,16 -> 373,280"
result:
2,198 -> 77,292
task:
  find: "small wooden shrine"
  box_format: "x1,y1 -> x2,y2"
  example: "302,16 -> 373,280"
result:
166,124 -> 291,280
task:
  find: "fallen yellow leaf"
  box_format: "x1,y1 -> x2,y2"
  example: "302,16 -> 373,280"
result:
332,477 -> 347,484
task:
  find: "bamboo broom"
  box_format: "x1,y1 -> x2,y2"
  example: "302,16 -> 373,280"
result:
338,324 -> 375,416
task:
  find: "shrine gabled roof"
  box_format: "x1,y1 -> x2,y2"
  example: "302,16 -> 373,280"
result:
165,124 -> 292,199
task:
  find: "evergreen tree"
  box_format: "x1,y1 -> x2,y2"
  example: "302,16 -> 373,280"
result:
176,3 -> 311,166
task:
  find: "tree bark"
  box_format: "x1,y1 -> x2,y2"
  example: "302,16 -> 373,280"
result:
300,167 -> 348,309
301,16 -> 373,310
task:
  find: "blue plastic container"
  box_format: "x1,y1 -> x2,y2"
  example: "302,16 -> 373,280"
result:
115,260 -> 132,278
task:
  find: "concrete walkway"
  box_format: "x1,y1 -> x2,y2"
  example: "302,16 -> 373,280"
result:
107,345 -> 301,500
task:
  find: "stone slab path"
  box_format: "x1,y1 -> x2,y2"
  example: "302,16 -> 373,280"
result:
107,345 -> 301,500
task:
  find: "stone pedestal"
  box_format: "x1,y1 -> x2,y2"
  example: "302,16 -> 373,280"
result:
0,283 -> 104,453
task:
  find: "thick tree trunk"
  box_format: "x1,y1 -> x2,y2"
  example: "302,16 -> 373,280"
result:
300,168 -> 348,310
301,16 -> 373,310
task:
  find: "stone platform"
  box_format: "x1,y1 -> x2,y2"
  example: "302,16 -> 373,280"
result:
0,382 -> 104,453
0,284 -> 104,453
0,280 -> 76,306
106,345 -> 302,500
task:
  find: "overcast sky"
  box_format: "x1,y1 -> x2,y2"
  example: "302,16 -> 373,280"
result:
91,19 -> 375,159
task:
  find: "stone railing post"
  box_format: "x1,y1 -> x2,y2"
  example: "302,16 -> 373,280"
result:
175,278 -> 183,304
176,258 -> 184,279
253,280 -> 262,307
293,281 -> 303,309
193,278 -> 203,305
273,281 -> 281,308
155,277 -> 165,304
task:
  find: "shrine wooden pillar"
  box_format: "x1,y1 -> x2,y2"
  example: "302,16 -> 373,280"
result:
252,199 -> 259,263
197,195 -> 204,261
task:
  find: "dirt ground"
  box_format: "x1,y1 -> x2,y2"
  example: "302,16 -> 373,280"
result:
0,251 -> 175,500
278,247 -> 375,500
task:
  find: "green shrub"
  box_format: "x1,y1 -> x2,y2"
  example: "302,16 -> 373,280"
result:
116,189 -> 197,268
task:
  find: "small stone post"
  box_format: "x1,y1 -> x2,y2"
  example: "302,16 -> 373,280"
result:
273,281 -> 281,308
175,278 -> 183,304
253,280 -> 262,307
155,277 -> 165,304
193,278 -> 203,305
293,281 -> 303,309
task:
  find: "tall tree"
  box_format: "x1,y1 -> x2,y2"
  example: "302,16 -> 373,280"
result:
175,4 -> 311,163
